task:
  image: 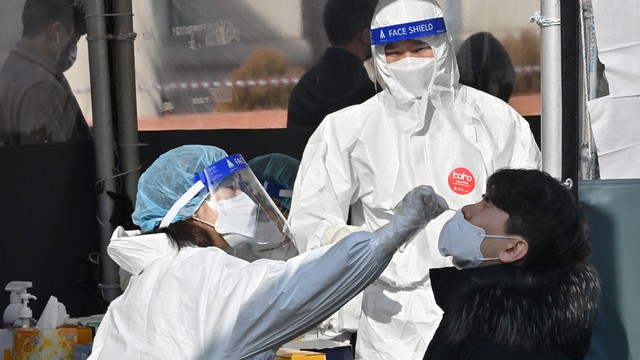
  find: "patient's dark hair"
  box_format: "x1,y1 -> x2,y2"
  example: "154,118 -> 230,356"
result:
485,168 -> 590,271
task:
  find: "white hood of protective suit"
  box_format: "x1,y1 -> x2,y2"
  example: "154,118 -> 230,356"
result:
107,226 -> 177,276
371,0 -> 459,107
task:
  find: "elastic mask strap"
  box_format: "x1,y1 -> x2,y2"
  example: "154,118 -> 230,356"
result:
477,256 -> 500,261
478,235 -> 521,262
483,235 -> 522,240
192,216 -> 216,229
159,181 -> 205,229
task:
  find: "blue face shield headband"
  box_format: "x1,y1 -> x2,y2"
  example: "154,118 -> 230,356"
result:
370,17 -> 447,45
260,181 -> 293,201
192,153 -> 249,191
160,154 -> 290,242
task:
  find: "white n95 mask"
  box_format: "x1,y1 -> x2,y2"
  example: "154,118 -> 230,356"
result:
208,192 -> 258,239
388,57 -> 435,98
438,210 -> 519,270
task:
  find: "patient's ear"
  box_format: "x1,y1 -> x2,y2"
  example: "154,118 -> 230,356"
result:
499,238 -> 528,264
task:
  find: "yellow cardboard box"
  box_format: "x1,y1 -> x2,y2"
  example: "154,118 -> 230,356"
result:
276,348 -> 326,360
13,325 -> 92,360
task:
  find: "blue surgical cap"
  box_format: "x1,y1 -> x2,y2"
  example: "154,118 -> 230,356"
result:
132,145 -> 228,233
248,153 -> 300,210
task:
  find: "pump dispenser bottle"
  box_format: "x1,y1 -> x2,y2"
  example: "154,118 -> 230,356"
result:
3,281 -> 32,329
13,293 -> 37,329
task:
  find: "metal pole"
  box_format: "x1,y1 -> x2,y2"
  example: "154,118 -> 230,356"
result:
538,0 -> 563,178
112,0 -> 141,207
86,0 -> 122,303
560,0 -> 580,198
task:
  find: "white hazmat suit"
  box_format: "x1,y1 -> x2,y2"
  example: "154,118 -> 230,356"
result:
288,0 -> 541,358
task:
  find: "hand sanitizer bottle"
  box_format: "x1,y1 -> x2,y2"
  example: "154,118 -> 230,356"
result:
2,281 -> 32,329
13,293 -> 37,329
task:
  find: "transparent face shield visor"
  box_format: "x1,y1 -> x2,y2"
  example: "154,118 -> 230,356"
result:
193,154 -> 295,259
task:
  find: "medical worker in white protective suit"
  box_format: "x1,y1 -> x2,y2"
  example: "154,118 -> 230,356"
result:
88,144 -> 449,360
288,0 -> 541,358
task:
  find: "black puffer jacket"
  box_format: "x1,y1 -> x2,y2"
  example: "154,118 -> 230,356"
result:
424,263 -> 600,360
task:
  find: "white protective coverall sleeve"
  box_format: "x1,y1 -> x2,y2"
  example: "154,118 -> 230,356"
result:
89,186 -> 446,360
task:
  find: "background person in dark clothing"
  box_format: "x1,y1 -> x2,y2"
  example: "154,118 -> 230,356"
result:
456,32 -> 515,103
424,168 -> 600,360
0,0 -> 91,146
287,0 -> 379,128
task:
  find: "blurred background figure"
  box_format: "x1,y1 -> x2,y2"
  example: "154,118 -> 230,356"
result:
456,31 -> 515,103
248,153 -> 301,219
0,0 -> 91,146
287,0 -> 379,128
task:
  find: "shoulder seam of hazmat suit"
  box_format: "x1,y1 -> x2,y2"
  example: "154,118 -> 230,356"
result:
91,220 -> 420,360
371,0 -> 459,108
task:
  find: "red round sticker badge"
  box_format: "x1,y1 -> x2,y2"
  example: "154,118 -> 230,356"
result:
448,167 -> 476,195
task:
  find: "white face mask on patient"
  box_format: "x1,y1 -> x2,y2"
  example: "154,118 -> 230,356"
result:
438,211 -> 520,270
